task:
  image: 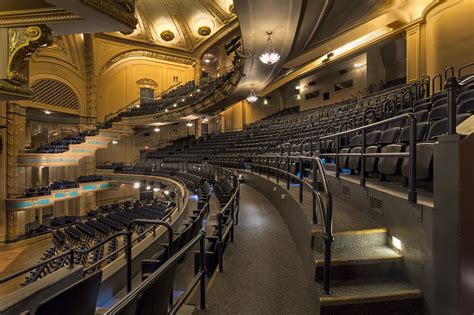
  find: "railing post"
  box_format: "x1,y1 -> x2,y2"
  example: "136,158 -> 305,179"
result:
286,156 -> 290,190
299,157 -> 303,202
335,135 -> 340,178
267,156 -> 270,179
311,159 -> 318,224
69,249 -> 75,268
217,212 -> 224,272
125,230 -> 133,293
360,129 -> 366,187
199,231 -> 206,310
445,77 -> 459,135
408,115 -> 417,204
276,156 -> 280,183
323,197 -> 333,295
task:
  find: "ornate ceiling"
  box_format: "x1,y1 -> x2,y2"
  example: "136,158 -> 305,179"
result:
106,0 -> 237,53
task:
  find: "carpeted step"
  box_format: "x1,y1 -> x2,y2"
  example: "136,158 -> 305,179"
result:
318,278 -> 422,315
314,244 -> 402,281
312,228 -> 388,251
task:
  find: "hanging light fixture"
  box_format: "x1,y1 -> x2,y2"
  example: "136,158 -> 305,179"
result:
246,84 -> 258,103
259,31 -> 280,65
263,98 -> 268,105
186,121 -> 193,127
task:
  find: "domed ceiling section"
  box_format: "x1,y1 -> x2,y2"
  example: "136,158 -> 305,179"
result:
107,0 -> 237,53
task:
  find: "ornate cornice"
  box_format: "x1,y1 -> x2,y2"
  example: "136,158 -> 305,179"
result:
81,0 -> 138,29
99,49 -> 195,77
0,8 -> 81,28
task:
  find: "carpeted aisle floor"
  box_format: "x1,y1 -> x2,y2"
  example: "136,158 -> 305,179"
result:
195,184 -> 318,315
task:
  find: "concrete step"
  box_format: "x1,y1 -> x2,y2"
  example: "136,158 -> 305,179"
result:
318,278 -> 422,315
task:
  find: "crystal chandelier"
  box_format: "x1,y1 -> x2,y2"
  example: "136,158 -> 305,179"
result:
246,87 -> 258,103
259,31 -> 280,65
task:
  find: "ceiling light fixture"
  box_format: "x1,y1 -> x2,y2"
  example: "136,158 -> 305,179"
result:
263,98 -> 268,105
154,127 -> 160,132
202,117 -> 209,123
204,59 -> 210,63
44,110 -> 52,115
186,121 -> 193,127
259,31 -> 280,65
112,140 -> 118,144
246,85 -> 258,103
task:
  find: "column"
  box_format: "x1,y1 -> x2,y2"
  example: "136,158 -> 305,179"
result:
194,118 -> 202,139
0,101 -> 7,241
194,59 -> 202,85
405,23 -> 423,83
6,103 -> 27,239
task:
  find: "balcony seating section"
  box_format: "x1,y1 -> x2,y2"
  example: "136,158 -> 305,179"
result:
119,71 -> 235,118
145,77 -> 473,189
22,198 -> 175,286
18,175 -> 110,199
31,130 -> 98,154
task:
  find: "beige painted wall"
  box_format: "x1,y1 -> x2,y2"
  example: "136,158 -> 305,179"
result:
25,35 -> 88,116
94,37 -> 195,121
425,0 -> 474,78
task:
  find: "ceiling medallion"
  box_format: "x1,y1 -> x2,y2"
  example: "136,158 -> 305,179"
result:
160,30 -> 175,42
198,26 -> 212,36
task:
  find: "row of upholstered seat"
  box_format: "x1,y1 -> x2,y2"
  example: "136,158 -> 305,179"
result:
25,198 -> 174,286
18,176 -> 109,199
30,130 -> 98,154
146,83 -> 414,164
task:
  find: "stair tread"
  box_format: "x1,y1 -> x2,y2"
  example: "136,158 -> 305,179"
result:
318,278 -> 421,306
315,245 -> 401,266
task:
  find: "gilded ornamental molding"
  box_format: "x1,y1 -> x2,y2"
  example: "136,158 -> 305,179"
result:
0,25 -> 53,100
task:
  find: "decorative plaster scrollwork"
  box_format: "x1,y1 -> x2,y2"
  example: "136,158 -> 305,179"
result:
8,25 -> 53,85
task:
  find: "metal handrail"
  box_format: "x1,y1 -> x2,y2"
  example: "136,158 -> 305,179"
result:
0,191 -> 183,288
247,154 -> 333,293
125,219 -> 174,293
319,112 -> 417,204
106,230 -> 207,314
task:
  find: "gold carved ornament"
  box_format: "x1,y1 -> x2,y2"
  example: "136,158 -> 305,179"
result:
8,25 -> 53,85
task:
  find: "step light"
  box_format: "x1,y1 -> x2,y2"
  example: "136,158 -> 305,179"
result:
392,236 -> 402,251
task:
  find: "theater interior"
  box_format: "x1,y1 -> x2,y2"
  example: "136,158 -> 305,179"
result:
0,0 -> 473,314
